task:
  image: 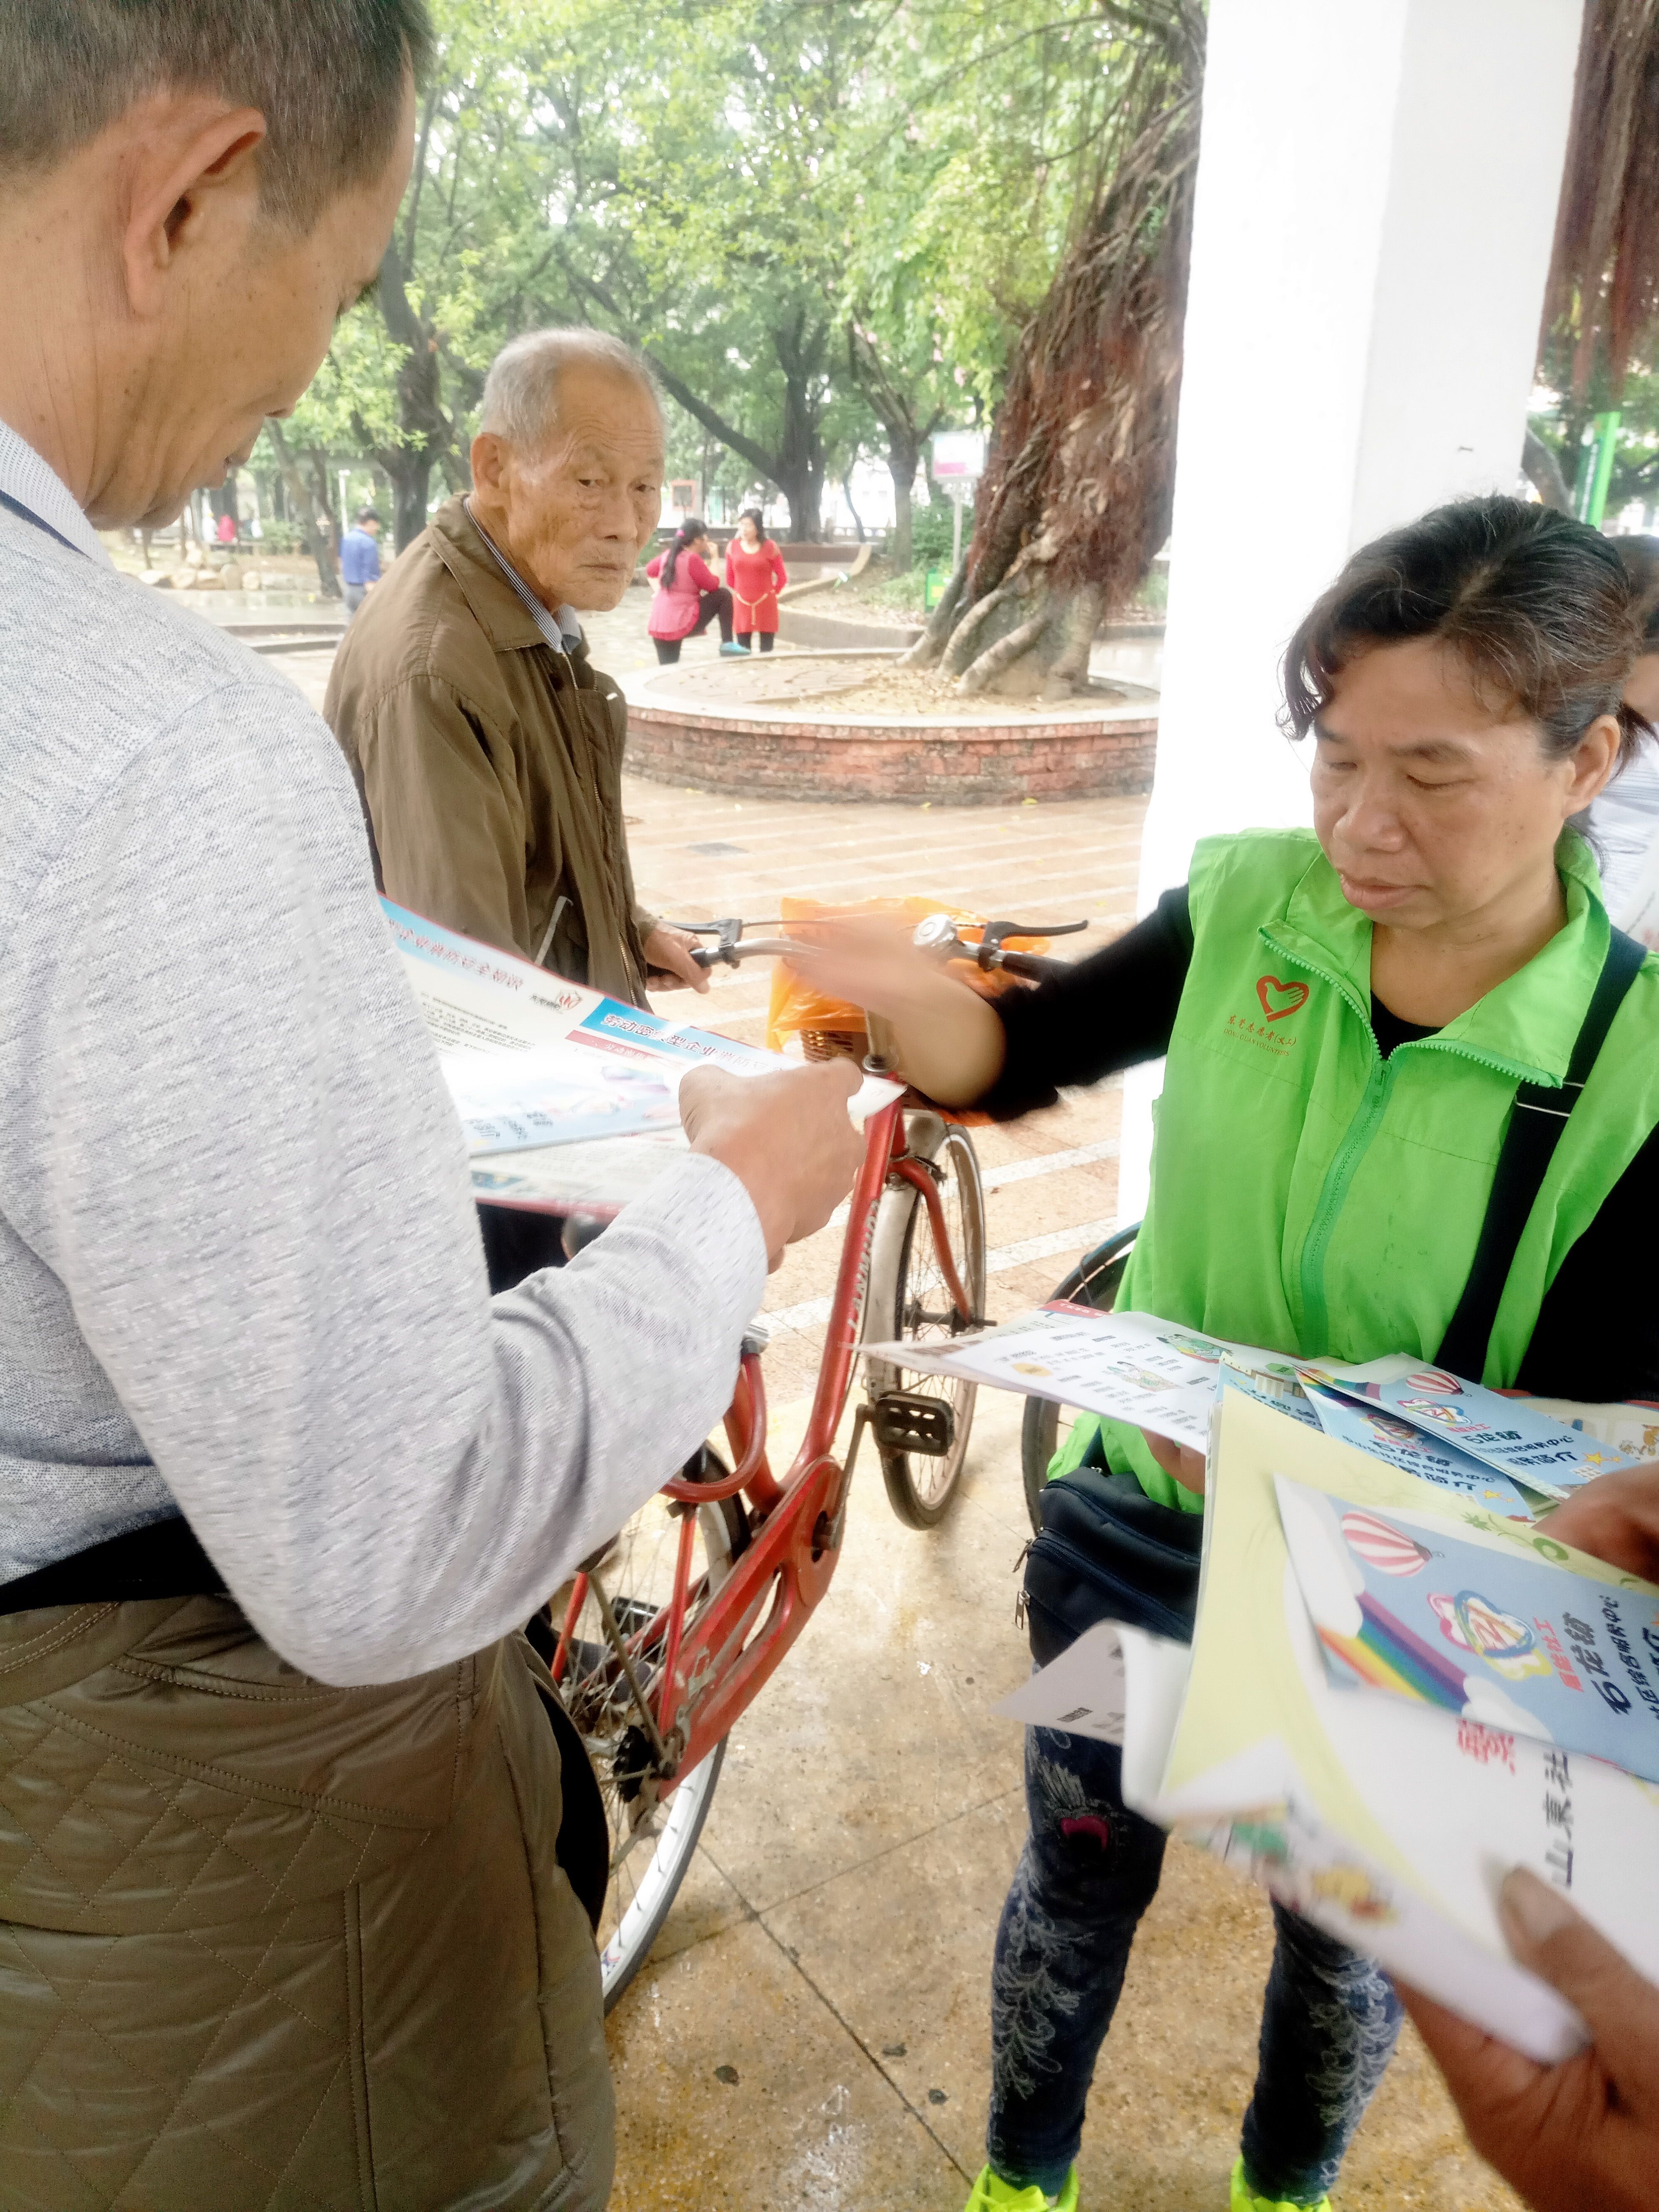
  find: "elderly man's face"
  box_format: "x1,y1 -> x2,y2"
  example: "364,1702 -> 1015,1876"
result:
474,366 -> 665,610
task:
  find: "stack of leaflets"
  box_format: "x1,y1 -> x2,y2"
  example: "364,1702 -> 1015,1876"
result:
859,1302 -> 1644,1516
859,1303 -> 1301,1457
386,899 -> 899,1212
1001,1382 -> 1659,2059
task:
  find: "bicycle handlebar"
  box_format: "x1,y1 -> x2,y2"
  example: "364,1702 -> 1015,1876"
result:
994,948 -> 1074,983
673,915 -> 1089,978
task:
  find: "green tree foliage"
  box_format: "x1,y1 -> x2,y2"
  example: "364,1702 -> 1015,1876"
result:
274,0 -> 1163,557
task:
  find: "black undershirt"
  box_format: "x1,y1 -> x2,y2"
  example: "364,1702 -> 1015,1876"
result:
981,885 -> 1659,1401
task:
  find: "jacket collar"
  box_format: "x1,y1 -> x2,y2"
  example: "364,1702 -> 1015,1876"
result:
426,495 -> 587,663
0,416 -> 112,565
1265,831 -> 1609,1087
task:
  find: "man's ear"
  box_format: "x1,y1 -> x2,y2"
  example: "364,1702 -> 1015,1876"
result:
471,431 -> 508,494
121,100 -> 268,319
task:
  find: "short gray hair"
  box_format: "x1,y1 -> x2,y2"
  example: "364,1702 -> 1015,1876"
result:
0,1 -> 433,231
479,329 -> 661,448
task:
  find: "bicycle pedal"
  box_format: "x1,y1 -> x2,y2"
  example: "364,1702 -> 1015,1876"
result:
872,1392 -> 955,1457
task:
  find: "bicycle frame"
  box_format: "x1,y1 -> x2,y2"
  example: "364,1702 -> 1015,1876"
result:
551,1093 -> 972,1791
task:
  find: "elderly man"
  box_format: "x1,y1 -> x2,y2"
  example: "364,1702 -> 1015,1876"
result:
327,327 -> 703,1003
0,6 -> 861,2209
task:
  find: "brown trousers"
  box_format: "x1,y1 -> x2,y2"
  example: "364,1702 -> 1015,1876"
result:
0,1598 -> 613,2211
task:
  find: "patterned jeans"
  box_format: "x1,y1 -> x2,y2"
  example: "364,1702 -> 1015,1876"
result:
988,1725 -> 1402,2203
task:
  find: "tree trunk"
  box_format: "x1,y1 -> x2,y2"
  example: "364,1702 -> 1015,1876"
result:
1522,427 -> 1574,513
772,307 -> 827,540
364,234 -> 457,551
382,450 -> 435,550
842,466 -> 867,542
904,5 -> 1205,697
264,419 -> 339,597
883,435 -> 920,572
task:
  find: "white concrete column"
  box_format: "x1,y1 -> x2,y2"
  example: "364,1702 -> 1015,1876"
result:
1117,0 -> 1585,1219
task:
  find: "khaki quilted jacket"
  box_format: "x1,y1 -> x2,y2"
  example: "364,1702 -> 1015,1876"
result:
0,1598 -> 612,2212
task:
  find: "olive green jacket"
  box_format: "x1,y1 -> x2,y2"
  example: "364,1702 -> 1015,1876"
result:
0,1598 -> 612,2210
326,497 -> 654,1002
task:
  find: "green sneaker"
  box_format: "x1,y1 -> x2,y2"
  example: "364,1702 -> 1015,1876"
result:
1229,2157 -> 1330,2212
962,2165 -> 1079,2212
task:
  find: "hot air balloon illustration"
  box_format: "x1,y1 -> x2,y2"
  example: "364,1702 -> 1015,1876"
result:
1406,1368 -> 1462,1396
1340,1510 -> 1431,1577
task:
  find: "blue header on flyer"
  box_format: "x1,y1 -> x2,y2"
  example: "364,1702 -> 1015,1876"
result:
573,1001 -> 771,1074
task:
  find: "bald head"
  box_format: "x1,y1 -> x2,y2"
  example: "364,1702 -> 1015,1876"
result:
479,329 -> 661,452
469,331 -> 665,614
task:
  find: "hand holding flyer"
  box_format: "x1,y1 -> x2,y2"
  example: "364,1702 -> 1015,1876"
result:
383,897 -> 900,1209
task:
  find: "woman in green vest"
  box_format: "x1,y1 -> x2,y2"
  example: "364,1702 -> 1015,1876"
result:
802,498 -> 1658,2212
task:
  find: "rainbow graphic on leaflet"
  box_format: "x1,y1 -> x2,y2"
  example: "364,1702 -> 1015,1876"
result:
1316,1592 -> 1471,1711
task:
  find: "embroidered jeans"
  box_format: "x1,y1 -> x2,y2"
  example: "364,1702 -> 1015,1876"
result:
988,1725 -> 1402,2203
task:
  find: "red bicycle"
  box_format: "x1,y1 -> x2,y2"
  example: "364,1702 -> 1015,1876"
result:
547,912 -> 1084,2005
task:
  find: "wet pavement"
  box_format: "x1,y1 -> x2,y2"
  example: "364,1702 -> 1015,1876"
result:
262,630 -> 1521,2212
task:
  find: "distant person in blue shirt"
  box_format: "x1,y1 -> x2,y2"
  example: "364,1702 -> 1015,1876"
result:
339,504 -> 382,618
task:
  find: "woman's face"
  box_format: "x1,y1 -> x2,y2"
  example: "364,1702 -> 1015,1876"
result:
1310,637 -> 1621,935
740,516 -> 760,546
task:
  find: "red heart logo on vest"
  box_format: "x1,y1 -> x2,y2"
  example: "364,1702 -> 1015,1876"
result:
1256,975 -> 1309,1022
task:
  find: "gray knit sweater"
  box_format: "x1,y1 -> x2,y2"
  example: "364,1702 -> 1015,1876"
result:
0,422 -> 765,1685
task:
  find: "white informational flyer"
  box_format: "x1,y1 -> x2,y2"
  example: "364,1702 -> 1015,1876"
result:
991,1620 -> 1128,1744
859,1302 -> 1297,1452
384,899 -> 900,1211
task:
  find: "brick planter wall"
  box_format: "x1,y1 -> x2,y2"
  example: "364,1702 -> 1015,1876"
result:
624,700 -> 1158,804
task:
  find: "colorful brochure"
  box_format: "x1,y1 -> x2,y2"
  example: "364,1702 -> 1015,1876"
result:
384,899 -> 899,1209
1299,1381 -> 1534,1519
1105,1390 -> 1659,2062
1276,1476 -> 1659,1781
1298,1353 -> 1639,1499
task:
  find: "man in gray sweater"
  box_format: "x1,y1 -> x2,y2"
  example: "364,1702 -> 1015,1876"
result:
0,6 -> 861,2206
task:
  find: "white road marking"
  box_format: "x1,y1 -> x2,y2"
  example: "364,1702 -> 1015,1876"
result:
981,1138 -> 1119,1189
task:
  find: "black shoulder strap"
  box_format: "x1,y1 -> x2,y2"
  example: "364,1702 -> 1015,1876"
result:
1437,926 -> 1647,1380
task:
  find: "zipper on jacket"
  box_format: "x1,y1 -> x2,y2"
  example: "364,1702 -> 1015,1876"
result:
1260,925 -> 1559,1355
1258,929 -> 1396,1355
1299,1050 -> 1396,1353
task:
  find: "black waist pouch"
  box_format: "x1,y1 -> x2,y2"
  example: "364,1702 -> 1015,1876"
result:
1023,1465 -> 1201,1666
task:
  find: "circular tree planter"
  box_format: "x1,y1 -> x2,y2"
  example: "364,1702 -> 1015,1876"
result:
621,650 -> 1157,805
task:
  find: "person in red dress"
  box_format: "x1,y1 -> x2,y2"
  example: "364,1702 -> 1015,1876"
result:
724,507 -> 787,652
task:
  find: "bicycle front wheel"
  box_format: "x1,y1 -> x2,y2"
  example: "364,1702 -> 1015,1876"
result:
864,1113 -> 986,1529
557,1465 -> 750,2010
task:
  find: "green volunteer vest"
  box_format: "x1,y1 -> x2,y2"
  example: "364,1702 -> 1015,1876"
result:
1066,828 -> 1659,1512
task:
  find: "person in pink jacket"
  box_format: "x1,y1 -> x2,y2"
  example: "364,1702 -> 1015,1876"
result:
645,517 -> 742,663
724,506 -> 788,651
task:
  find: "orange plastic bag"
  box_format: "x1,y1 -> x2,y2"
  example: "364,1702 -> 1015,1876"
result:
765,895 -> 1049,1053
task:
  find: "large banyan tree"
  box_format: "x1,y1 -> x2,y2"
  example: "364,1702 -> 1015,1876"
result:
904,0 -> 1205,698
1526,0 -> 1659,511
